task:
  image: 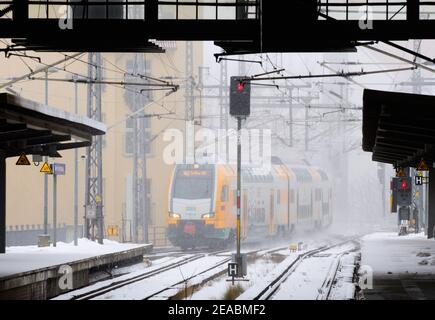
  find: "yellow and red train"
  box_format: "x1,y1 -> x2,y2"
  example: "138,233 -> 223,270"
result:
167,158 -> 333,249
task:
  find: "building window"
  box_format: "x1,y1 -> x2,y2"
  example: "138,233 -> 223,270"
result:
289,189 -> 295,203
125,116 -> 135,155
221,185 -> 228,202
315,189 -> 322,201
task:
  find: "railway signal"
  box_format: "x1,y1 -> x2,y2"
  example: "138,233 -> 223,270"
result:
230,77 -> 251,117
397,177 -> 412,206
229,76 -> 250,280
391,177 -> 398,213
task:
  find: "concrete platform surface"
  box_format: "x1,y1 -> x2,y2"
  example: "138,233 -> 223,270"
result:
0,238 -> 152,299
361,232 -> 435,300
0,238 -> 149,278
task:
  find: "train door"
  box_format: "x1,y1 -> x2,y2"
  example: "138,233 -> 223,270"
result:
243,191 -> 248,239
308,189 -> 317,227
296,191 -> 300,223
269,191 -> 274,235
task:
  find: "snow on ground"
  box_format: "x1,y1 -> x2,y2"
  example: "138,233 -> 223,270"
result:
272,242 -> 358,300
237,252 -> 300,300
187,234 -> 361,300
328,252 -> 358,300
112,256 -> 179,276
188,253 -> 285,300
0,238 -> 146,278
361,232 -> 435,276
92,255 -> 228,300
272,255 -> 332,299
54,254 -> 195,300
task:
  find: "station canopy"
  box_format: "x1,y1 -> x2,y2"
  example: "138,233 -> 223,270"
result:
362,89 -> 435,169
0,93 -> 106,158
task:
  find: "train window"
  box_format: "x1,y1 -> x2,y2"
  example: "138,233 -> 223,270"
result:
292,168 -> 312,183
315,189 -> 321,201
221,185 -> 228,202
276,190 -> 280,205
289,190 -> 295,203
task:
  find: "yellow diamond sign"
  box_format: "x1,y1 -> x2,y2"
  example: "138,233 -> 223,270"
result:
396,168 -> 406,177
16,153 -> 30,166
417,159 -> 429,172
40,161 -> 52,174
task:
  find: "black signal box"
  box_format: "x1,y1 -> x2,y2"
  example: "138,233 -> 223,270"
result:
230,76 -> 251,117
396,176 -> 412,206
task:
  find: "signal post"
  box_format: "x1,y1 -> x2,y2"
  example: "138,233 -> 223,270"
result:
228,76 -> 250,281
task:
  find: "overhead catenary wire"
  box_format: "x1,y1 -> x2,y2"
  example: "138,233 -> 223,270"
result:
363,44 -> 435,74
28,76 -> 179,89
243,66 -> 417,82
107,89 -> 178,131
0,52 -> 84,90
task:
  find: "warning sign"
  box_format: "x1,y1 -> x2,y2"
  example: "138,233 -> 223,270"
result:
417,159 -> 429,172
107,225 -> 119,237
16,153 -> 30,166
40,162 -> 53,174
396,168 -> 406,177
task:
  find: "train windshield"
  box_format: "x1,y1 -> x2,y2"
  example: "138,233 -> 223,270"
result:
173,167 -> 214,200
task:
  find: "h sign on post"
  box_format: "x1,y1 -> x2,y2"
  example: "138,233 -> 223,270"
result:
228,263 -> 238,277
230,76 -> 251,117
415,175 -> 423,186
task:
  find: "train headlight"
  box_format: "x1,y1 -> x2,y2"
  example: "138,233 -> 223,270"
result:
201,213 -> 215,219
170,213 -> 181,219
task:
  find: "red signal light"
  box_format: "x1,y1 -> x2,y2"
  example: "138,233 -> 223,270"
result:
236,82 -> 245,92
400,179 -> 408,190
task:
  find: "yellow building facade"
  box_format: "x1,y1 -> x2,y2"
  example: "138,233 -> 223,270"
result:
0,42 -> 203,246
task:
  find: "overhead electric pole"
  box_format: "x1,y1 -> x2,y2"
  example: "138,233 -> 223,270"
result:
219,58 -> 229,161
85,52 -> 104,244
131,53 -> 150,244
185,41 -> 195,164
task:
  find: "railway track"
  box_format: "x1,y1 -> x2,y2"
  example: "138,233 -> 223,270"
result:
54,247 -> 237,300
146,246 -> 289,300
316,245 -> 359,300
57,253 -> 205,300
59,245 -> 288,300
246,239 -> 360,300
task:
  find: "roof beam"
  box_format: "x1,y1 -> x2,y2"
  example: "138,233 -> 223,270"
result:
375,151 -> 407,159
379,116 -> 435,132
375,141 -> 422,151
379,122 -> 435,137
373,146 -> 416,156
375,137 -> 425,150
0,123 -> 27,133
55,141 -> 91,150
376,130 -> 435,145
24,134 -> 71,146
0,129 -> 51,143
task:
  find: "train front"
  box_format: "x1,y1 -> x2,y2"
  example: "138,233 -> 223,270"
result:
167,164 -> 216,250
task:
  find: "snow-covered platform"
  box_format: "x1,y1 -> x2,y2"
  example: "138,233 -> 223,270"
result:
0,239 -> 152,299
361,232 -> 435,300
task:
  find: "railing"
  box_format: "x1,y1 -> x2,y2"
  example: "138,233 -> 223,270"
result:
3,0 -> 435,21
157,0 -> 259,20
120,221 -> 169,246
1,0 -> 259,20
149,226 -> 169,247
318,0 -> 435,21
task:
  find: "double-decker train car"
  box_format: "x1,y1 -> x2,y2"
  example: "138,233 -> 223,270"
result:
167,157 -> 333,249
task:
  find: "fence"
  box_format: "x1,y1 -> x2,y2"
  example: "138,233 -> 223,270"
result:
6,224 -> 84,246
